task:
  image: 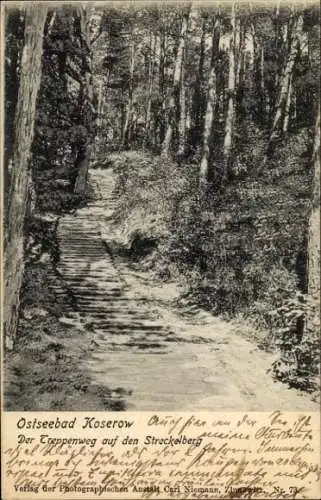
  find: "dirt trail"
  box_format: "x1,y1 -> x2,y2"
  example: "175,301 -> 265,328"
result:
52,167 -> 318,411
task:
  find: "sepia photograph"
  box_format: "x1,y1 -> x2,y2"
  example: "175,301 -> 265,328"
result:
2,0 -> 320,412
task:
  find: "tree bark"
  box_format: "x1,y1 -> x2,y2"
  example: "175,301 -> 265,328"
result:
282,72 -> 292,133
273,1 -> 282,111
248,21 -> 255,95
191,17 -> 206,148
260,45 -> 265,116
3,5 -> 47,350
235,19 -> 246,120
74,7 -> 95,194
235,20 -> 245,88
268,13 -> 303,149
143,31 -> 156,149
74,144 -> 92,194
186,91 -> 192,135
122,35 -> 135,148
307,106 -> 320,298
97,79 -> 104,129
161,6 -> 190,158
250,19 -> 266,123
177,48 -> 186,156
223,1 -> 236,167
4,11 -> 25,228
158,29 -> 166,145
234,17 -> 241,85
199,15 -> 221,187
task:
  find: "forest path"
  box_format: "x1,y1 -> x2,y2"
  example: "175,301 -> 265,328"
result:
53,167 -> 318,411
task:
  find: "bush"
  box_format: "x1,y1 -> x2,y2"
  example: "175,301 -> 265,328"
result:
248,265 -> 299,333
110,139 -> 311,317
271,293 -> 320,393
110,151 -> 199,269
106,143 -> 319,394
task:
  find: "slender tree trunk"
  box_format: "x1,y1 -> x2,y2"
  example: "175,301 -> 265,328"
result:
248,22 -> 255,95
268,14 -> 303,149
98,69 -> 110,134
177,49 -> 186,156
161,6 -> 190,158
153,32 -> 161,147
92,77 -> 104,157
251,23 -> 258,87
260,45 -> 266,117
251,20 -> 266,123
273,1 -> 282,111
4,5 -> 47,350
74,8 -> 95,194
293,88 -> 297,121
191,17 -> 206,147
235,20 -> 245,88
283,72 -> 292,133
236,20 -> 246,119
199,16 -> 221,187
223,1 -> 236,167
234,17 -> 241,84
122,37 -> 135,147
97,79 -> 104,129
143,31 -> 156,149
272,3 -> 293,117
307,106 -> 320,298
159,29 -> 166,145
186,90 -> 192,136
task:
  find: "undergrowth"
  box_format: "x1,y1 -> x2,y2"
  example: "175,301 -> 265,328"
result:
108,138 -> 320,396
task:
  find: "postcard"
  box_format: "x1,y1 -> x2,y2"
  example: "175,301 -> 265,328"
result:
1,1 -> 320,498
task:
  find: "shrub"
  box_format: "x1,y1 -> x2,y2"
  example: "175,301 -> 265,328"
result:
110,141 -> 311,317
106,145 -> 319,394
110,151 -> 198,268
271,293 -> 320,393
248,265 -> 299,333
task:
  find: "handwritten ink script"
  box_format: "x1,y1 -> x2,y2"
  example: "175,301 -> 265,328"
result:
3,412 -> 321,499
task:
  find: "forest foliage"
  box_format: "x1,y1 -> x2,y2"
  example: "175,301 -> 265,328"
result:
4,2 -> 320,393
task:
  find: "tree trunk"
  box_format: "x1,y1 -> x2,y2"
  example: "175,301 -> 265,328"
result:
4,11 -> 25,226
191,17 -> 206,148
307,106 -> 320,298
223,1 -> 236,168
199,16 -> 221,187
234,17 -> 241,85
273,1 -> 282,112
260,45 -> 265,116
74,8 -> 95,194
161,6 -> 190,158
248,22 -> 255,95
255,42 -> 266,122
186,91 -> 192,134
250,20 -> 266,123
235,20 -> 246,120
122,37 -> 135,147
92,77 -> 104,158
74,145 -> 92,194
97,79 -> 104,129
177,49 -> 186,156
158,29 -> 166,145
282,72 -> 292,133
236,20 -> 245,88
268,14 -> 303,150
143,31 -> 156,149
3,5 -> 47,350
